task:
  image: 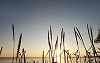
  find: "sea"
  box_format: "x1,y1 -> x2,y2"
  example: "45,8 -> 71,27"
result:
0,57 -> 99,63
0,57 -> 42,63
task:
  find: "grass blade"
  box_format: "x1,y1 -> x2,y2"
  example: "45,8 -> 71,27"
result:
12,23 -> 15,63
16,33 -> 22,62
0,46 -> 3,55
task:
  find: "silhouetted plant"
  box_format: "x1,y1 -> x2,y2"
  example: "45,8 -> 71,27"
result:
16,33 -> 22,63
94,29 -> 100,44
42,50 -> 44,63
12,23 -> 15,63
0,46 -> 3,55
87,24 -> 98,62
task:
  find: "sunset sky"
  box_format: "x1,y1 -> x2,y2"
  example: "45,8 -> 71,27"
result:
0,0 -> 100,57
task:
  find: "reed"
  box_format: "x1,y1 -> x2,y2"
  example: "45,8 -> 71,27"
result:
16,33 -> 22,63
42,50 -> 44,63
55,36 -> 58,52
63,32 -> 66,63
12,23 -> 15,63
0,46 -> 3,55
74,27 -> 93,63
46,26 -> 54,63
11,23 -> 28,63
48,30 -> 51,63
87,24 -> 98,62
23,48 -> 26,63
44,24 -> 100,63
54,36 -> 58,62
60,28 -> 67,63
94,29 -> 100,44
50,25 -> 53,59
74,27 -> 80,63
48,31 -> 51,50
64,50 -> 74,63
60,29 -> 63,63
54,36 -> 58,54
50,25 -> 52,43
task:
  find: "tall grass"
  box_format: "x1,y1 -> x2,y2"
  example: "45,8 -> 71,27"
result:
87,24 -> 98,62
60,28 -> 63,63
16,33 -> 22,63
0,46 -> 3,55
9,24 -> 100,63
12,23 -> 15,63
42,50 -> 44,63
94,29 -> 100,44
54,36 -> 58,62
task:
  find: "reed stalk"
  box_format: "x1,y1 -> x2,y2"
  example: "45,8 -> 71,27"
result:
48,31 -> 51,63
62,31 -> 66,63
54,36 -> 58,56
42,50 -> 44,63
50,25 -> 53,59
23,48 -> 26,63
60,28 -> 63,63
54,36 -> 58,62
16,33 -> 22,63
49,52 -> 50,63
69,53 -> 72,63
0,46 -> 3,55
74,28 -> 80,63
87,24 -> 98,62
12,23 -> 15,63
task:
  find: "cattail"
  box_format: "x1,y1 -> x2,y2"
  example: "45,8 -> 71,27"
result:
94,29 -> 100,43
50,25 -> 52,42
48,31 -> 51,50
42,50 -> 44,63
76,27 -> 87,51
87,24 -> 98,62
50,25 -> 53,58
60,29 -> 63,51
23,48 -> 26,63
60,28 -> 63,63
76,27 -> 91,63
76,27 -> 83,41
61,28 -> 63,43
45,50 -> 50,57
54,36 -> 58,56
87,24 -> 91,41
74,27 -> 81,63
74,27 -> 78,47
62,29 -> 66,63
12,23 -> 15,63
55,36 -> 58,51
0,46 -> 3,55
63,32 -> 65,48
60,28 -> 63,50
16,33 -> 22,62
53,36 -> 58,61
63,49 -> 66,63
12,23 -> 15,42
90,26 -> 93,41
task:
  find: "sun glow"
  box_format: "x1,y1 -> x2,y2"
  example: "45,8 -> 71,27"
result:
57,56 -> 60,63
57,49 -> 60,63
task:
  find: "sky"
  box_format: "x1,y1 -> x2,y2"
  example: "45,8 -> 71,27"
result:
0,0 -> 100,57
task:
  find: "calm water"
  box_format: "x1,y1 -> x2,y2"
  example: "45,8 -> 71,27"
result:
0,57 -> 99,63
0,57 -> 42,63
